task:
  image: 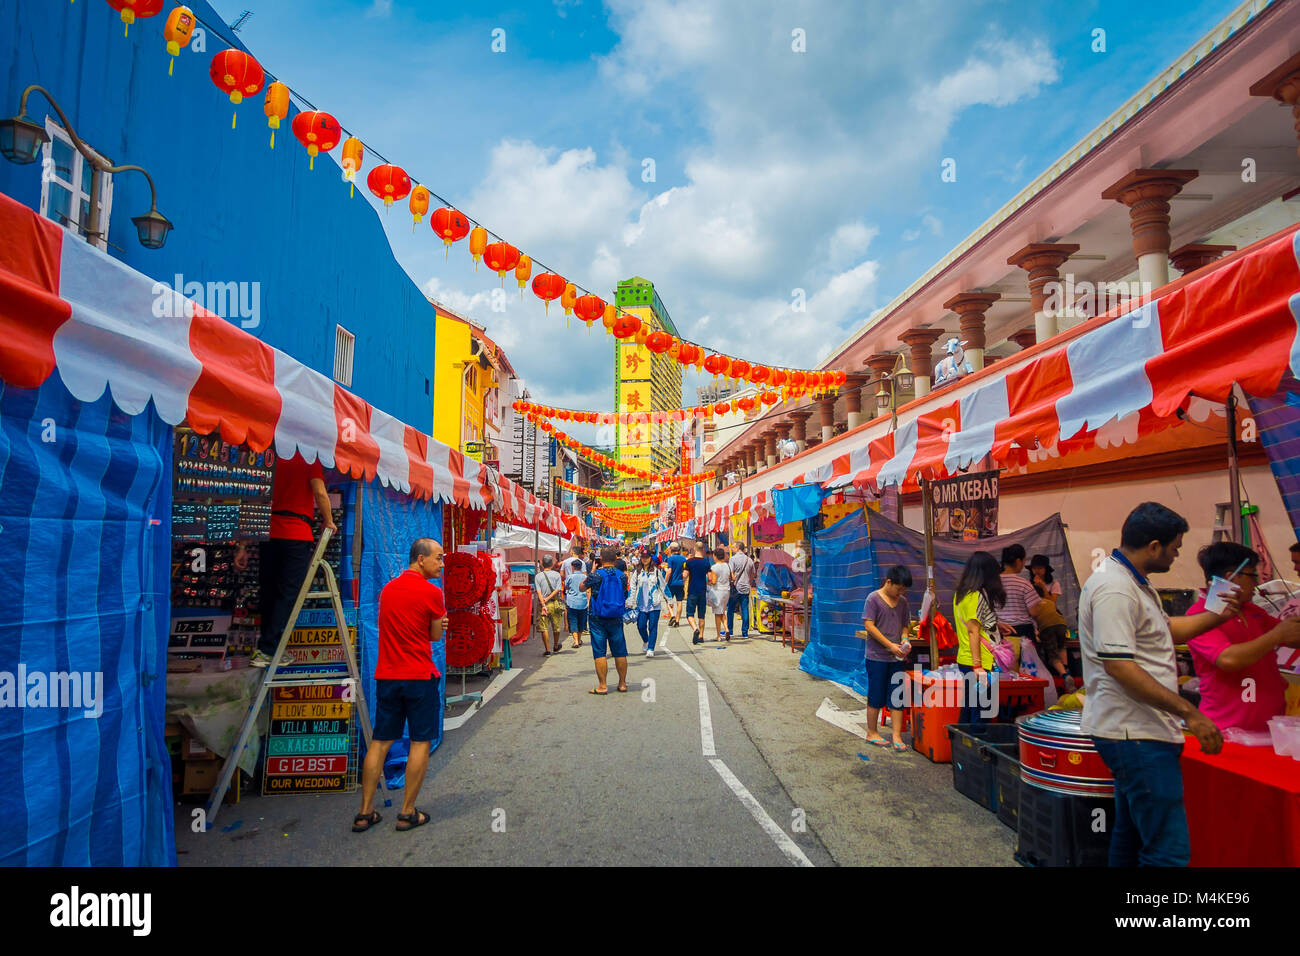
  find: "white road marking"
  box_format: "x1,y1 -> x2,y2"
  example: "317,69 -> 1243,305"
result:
709,758 -> 814,867
658,627 -> 812,865
443,666 -> 522,731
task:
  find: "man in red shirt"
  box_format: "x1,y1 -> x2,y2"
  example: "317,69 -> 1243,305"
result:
254,453 -> 336,667
354,538 -> 446,833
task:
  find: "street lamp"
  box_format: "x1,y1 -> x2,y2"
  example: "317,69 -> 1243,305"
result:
2,85 -> 172,249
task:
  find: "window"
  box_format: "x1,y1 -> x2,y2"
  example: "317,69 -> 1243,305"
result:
333,326 -> 355,386
39,119 -> 113,249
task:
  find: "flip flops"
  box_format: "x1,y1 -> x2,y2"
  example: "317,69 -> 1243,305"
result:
589,687 -> 608,696
866,737 -> 891,748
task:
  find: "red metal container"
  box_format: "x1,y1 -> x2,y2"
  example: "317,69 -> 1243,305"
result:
1017,710 -> 1114,796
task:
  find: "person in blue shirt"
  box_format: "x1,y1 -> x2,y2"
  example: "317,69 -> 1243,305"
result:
683,541 -> 714,644
664,543 -> 687,626
564,561 -> 589,649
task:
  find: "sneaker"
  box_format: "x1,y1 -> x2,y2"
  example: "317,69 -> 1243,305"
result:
646,648 -> 655,658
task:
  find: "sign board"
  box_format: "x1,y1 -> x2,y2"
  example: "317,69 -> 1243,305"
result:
931,471 -> 1000,540
263,680 -> 356,795
463,440 -> 484,462
167,611 -> 232,658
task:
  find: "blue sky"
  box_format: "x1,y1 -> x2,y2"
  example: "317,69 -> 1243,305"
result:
208,0 -> 1248,415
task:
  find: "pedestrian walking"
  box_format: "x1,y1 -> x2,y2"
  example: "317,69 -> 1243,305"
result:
683,541 -> 713,644
664,544 -> 687,626
565,558 -> 589,649
534,554 -> 565,655
727,543 -> 756,638
582,547 -> 631,694
629,550 -> 667,656
1079,502 -> 1241,866
354,538 -> 445,833
708,547 -> 731,641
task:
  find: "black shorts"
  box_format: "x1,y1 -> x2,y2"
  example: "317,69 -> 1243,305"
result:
685,592 -> 707,619
374,677 -> 440,742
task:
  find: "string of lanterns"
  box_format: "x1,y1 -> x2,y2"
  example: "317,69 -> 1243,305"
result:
95,0 -> 846,387
555,479 -> 700,502
534,415 -> 715,485
514,384 -> 841,427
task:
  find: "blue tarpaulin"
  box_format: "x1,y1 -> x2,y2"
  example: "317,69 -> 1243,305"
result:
771,483 -> 827,526
357,482 -> 444,789
0,378 -> 175,866
798,509 -> 876,695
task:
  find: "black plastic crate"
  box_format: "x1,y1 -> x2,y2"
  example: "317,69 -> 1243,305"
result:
947,724 -> 1018,812
1014,784 -> 1114,867
993,744 -> 1021,830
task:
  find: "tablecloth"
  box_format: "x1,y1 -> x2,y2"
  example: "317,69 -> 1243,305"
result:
166,668 -> 267,776
1181,740 -> 1300,866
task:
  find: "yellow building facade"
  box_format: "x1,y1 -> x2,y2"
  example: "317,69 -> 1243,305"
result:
614,277 -> 683,479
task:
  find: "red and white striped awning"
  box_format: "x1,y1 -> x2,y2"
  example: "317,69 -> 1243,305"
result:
703,222 -> 1300,530
0,193 -> 587,538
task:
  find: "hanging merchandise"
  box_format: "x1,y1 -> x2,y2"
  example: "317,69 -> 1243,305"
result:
514,255 -> 532,298
431,207 -> 470,257
446,609 -> 495,668
263,82 -> 289,148
163,5 -> 196,75
340,137 -> 364,196
444,552 -> 491,609
408,185 -> 430,228
209,49 -> 265,129
366,163 -> 411,209
107,0 -> 163,36
291,111 -> 340,171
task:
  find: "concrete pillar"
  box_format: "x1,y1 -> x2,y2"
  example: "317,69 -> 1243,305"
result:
1169,242 -> 1235,276
1007,243 -> 1079,343
750,439 -> 766,473
764,431 -> 778,468
843,372 -> 870,429
1010,328 -> 1037,351
789,409 -> 813,451
1102,168 -> 1198,291
899,328 -> 942,399
818,397 -> 836,443
1250,52 -> 1300,159
941,292 -> 1000,372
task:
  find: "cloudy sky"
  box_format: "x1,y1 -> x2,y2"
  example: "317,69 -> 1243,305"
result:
210,0 -> 1243,418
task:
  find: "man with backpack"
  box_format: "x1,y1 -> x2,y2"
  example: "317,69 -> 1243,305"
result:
581,547 -> 631,695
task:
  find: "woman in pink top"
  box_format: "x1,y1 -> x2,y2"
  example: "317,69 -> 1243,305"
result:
1186,543 -> 1300,731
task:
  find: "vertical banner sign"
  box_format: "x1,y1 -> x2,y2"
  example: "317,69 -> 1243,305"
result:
930,471 -> 1000,541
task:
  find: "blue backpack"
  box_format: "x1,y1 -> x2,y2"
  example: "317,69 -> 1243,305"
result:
591,568 -> 627,619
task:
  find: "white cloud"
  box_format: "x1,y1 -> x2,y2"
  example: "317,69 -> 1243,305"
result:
365,0 -> 393,18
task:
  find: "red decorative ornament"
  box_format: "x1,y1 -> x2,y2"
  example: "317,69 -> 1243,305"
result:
760,391 -> 779,406
107,0 -> 165,36
209,49 -> 265,129
790,370 -> 807,387
703,354 -> 726,376
484,242 -> 521,280
612,314 -> 641,339
646,331 -> 673,354
771,369 -> 788,388
736,396 -> 756,413
290,111 -> 340,171
832,370 -> 847,387
446,609 -> 494,667
444,553 -> 491,610
574,294 -> 606,330
532,273 -> 566,314
366,164 -> 412,209
431,208 -> 471,256
731,359 -> 752,380
751,365 -> 771,385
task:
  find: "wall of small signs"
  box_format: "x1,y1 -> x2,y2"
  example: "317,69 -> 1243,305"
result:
263,679 -> 358,795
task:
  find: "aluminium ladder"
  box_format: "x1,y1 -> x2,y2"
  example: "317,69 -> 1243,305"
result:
204,527 -> 378,827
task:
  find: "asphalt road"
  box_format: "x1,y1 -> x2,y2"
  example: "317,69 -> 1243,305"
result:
175,615 -> 839,866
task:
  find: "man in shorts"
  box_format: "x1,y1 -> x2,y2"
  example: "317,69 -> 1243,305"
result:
535,554 -> 565,655
683,541 -> 713,645
664,544 -> 687,626
354,538 -> 445,834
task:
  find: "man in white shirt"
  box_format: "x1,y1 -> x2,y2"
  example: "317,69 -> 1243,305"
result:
1079,502 -> 1240,867
534,555 -> 565,655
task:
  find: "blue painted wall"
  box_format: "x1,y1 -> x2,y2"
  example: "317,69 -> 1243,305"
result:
0,0 -> 435,431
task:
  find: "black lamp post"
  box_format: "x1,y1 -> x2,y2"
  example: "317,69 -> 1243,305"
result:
1,85 -> 172,250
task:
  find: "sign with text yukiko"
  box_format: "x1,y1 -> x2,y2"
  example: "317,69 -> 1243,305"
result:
931,471 -> 1000,541
263,681 -> 356,795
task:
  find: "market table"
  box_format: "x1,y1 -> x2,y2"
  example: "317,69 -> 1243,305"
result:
1181,741 -> 1300,866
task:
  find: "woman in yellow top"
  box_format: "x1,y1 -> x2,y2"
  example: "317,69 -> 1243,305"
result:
953,551 -> 1006,725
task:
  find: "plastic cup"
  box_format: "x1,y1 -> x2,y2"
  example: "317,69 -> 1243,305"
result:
1203,576 -> 1238,615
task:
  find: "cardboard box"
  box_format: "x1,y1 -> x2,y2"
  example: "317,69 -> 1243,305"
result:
500,607 -> 517,633
182,758 -> 220,796
183,734 -> 217,762
508,570 -> 531,587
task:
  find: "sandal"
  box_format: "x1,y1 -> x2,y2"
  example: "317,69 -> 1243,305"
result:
892,741 -> 908,752
589,687 -> 608,696
395,808 -> 430,831
352,810 -> 382,832
616,684 -> 628,693
866,737 -> 891,748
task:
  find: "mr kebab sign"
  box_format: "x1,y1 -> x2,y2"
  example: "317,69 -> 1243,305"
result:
931,471 -> 1000,541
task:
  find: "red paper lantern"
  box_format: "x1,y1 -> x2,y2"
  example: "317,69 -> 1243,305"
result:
108,0 -> 164,36
291,111 -> 341,171
612,315 -> 641,339
832,370 -> 847,387
367,164 -> 412,208
790,370 -> 807,387
431,208 -> 470,255
771,369 -> 788,388
703,354 -> 726,376
760,391 -> 779,406
736,396 -> 756,413
209,49 -> 264,129
646,331 -> 673,354
751,365 -> 771,385
574,294 -> 606,329
484,242 -> 521,279
532,273 -> 566,314
731,359 -> 752,379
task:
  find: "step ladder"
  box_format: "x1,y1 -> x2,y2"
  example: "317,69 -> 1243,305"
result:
1212,502 -> 1236,544
204,527 -> 378,827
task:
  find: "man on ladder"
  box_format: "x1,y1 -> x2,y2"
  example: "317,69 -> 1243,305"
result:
254,454 -> 336,668
353,538 -> 447,833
